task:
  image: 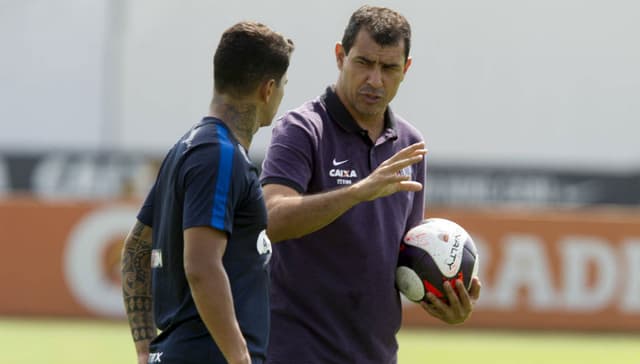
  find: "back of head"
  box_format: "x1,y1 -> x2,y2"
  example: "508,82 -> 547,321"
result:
341,5 -> 411,61
214,21 -> 294,97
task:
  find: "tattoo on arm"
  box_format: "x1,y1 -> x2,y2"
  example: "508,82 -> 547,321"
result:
121,221 -> 156,342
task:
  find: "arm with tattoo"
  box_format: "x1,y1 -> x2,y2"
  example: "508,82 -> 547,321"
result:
121,220 -> 156,364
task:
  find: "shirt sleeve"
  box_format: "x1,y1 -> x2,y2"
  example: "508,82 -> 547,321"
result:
181,142 -> 239,234
260,112 -> 315,193
137,183 -> 156,227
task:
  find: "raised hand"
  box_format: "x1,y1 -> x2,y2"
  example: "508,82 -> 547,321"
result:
351,142 -> 427,202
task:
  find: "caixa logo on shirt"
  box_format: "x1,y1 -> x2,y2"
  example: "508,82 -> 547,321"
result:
329,158 -> 358,185
329,168 -> 358,185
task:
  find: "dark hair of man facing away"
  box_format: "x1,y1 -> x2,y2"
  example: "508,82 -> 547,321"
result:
341,5 -> 412,62
214,21 -> 294,97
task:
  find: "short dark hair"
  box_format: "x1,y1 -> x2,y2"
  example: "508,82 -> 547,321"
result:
341,5 -> 411,61
214,21 -> 294,96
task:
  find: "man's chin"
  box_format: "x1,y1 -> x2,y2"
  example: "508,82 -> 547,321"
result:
355,105 -> 386,120
259,117 -> 274,128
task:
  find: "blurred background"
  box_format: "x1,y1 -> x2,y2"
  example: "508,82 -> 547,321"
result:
1,0 -> 639,362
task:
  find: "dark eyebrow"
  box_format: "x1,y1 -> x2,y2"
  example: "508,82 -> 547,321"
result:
355,56 -> 375,65
355,55 -> 402,69
382,62 -> 402,69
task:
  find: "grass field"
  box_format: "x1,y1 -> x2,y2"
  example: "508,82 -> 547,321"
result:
0,318 -> 637,363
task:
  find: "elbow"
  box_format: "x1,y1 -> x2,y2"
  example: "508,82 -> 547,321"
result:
184,260 -> 213,286
266,216 -> 296,243
266,226 -> 285,244
265,208 -> 285,243
266,224 -> 306,243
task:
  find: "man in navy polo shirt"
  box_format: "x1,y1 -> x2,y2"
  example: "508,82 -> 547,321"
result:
121,22 -> 294,364
261,6 -> 481,364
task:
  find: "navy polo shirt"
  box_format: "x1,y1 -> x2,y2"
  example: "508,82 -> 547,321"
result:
138,117 -> 271,364
261,86 -> 426,364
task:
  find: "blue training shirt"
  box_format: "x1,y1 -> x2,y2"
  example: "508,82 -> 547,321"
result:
138,117 -> 271,364
261,87 -> 426,364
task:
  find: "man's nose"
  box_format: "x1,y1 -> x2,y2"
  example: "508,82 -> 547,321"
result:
366,66 -> 383,88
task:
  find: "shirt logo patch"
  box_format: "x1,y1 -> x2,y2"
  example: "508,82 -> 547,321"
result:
256,229 -> 272,257
398,165 -> 413,178
332,158 -> 349,166
151,249 -> 163,268
148,352 -> 163,363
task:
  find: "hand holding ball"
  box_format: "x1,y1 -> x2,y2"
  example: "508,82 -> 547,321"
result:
396,218 -> 479,303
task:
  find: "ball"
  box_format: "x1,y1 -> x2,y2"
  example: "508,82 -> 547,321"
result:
396,218 -> 479,303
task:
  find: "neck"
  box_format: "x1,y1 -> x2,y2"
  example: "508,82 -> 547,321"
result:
209,96 -> 258,150
334,85 -> 385,141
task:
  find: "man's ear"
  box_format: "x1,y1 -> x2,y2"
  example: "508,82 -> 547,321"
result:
403,56 -> 413,75
335,42 -> 345,70
260,79 -> 276,103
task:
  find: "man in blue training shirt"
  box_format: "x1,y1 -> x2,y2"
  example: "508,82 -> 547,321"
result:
261,6 -> 481,364
121,21 -> 294,364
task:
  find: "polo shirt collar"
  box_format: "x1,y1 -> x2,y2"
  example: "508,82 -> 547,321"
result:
321,86 -> 398,140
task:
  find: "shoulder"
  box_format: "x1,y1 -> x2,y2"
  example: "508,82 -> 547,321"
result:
175,121 -> 240,160
177,124 -> 239,171
392,113 -> 425,144
185,122 -> 233,148
276,96 -> 328,134
268,97 -> 330,153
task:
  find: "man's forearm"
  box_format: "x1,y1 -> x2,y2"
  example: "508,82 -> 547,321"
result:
266,184 -> 361,243
121,221 -> 156,355
187,264 -> 250,364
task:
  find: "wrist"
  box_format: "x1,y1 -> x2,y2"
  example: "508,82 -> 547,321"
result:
346,181 -> 365,204
227,351 -> 251,364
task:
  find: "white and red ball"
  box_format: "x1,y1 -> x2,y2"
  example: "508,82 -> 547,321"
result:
396,218 -> 479,303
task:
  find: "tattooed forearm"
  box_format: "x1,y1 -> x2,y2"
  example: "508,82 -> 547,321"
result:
125,296 -> 155,340
121,220 -> 156,342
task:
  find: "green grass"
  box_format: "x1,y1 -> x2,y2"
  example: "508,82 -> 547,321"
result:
0,318 -> 132,364
0,318 -> 637,363
397,328 -> 639,364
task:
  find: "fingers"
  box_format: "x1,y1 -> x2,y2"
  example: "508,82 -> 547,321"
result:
399,141 -> 427,155
401,142 -> 427,159
420,293 -> 447,320
419,299 -> 439,316
382,142 -> 427,167
469,277 -> 482,303
397,180 -> 423,192
353,142 -> 426,202
445,281 -> 461,307
443,281 -> 466,319
421,280 -> 475,325
425,292 -> 445,311
371,142 -> 427,181
389,153 -> 425,172
397,144 -> 427,161
454,280 -> 473,312
379,149 -> 427,178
